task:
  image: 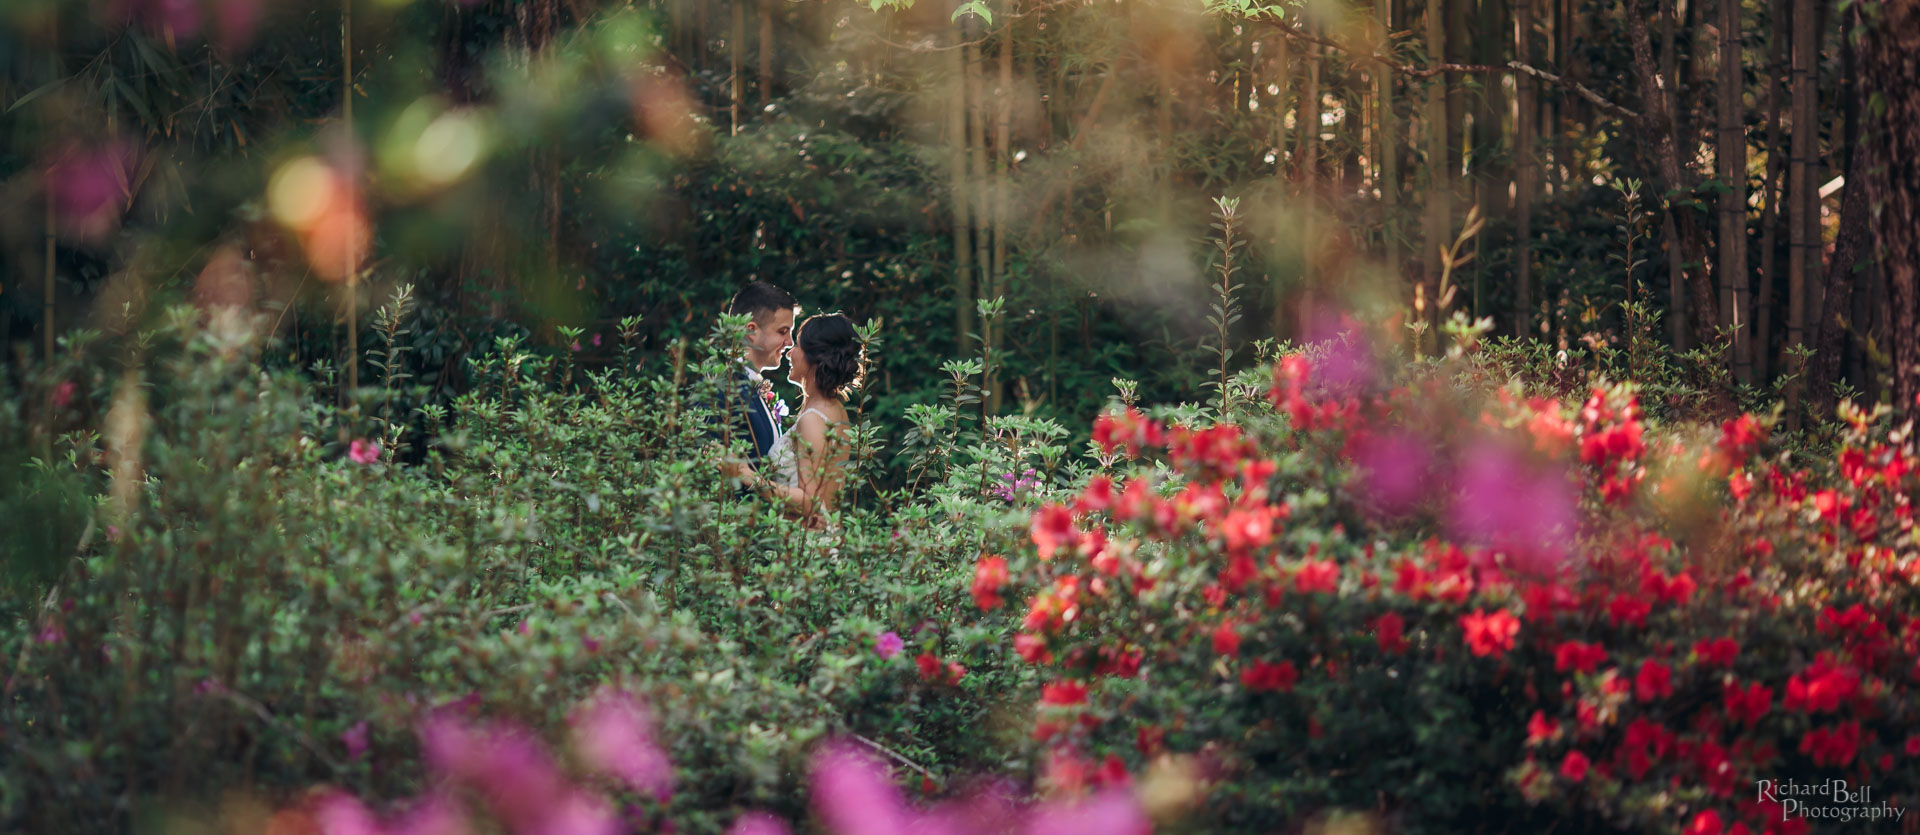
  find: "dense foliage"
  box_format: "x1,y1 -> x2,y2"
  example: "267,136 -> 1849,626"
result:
3,292 -> 1916,833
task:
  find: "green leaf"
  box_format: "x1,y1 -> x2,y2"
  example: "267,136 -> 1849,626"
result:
7,76 -> 70,113
951,1 -> 993,24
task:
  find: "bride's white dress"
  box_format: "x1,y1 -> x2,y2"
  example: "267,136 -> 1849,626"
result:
764,407 -> 835,488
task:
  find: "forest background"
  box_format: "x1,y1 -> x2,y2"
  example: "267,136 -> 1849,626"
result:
4,0 -> 1916,460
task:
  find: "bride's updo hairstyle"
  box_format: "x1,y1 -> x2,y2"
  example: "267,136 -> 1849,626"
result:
797,313 -> 866,400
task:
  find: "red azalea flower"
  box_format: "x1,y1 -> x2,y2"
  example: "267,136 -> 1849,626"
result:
1694,637 -> 1739,667
971,555 -> 1009,610
1013,634 -> 1053,664
1041,680 -> 1089,706
1294,558 -> 1339,595
1460,608 -> 1520,657
1221,506 -> 1279,554
1554,641 -> 1607,674
1075,475 -> 1116,513
1784,659 -> 1859,714
1635,660 -> 1674,702
916,653 -> 942,681
1373,612 -> 1408,654
1240,660 -> 1298,692
1687,810 -> 1724,835
1030,503 -> 1079,560
1722,681 -> 1772,726
1212,621 -> 1242,656
1526,711 -> 1556,745
1560,750 -> 1591,782
1093,754 -> 1130,787
1608,594 -> 1652,628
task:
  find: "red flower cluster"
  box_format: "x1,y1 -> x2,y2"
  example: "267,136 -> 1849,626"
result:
1240,660 -> 1297,692
971,555 -> 1009,610
1578,387 -> 1646,503
1091,408 -> 1163,458
1460,609 -> 1520,658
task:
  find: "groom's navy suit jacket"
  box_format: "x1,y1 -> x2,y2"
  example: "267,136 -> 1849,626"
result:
724,365 -> 780,465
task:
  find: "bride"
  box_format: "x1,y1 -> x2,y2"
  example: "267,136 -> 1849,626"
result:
754,312 -> 863,526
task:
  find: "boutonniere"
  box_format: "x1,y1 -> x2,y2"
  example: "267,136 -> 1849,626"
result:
765,391 -> 790,421
753,375 -> 773,399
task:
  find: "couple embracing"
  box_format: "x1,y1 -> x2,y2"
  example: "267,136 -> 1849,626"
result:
716,281 -> 865,529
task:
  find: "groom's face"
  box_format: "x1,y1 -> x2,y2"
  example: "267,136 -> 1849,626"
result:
744,307 -> 796,370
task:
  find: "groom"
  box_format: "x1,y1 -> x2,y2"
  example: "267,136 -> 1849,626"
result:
718,281 -> 797,485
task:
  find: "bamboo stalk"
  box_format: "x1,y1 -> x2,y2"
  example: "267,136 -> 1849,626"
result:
1718,0 -> 1750,381
730,0 -> 743,135
758,0 -> 772,111
344,0 -> 357,399
1787,0 -> 1813,421
1514,0 -> 1535,338
948,25 -> 974,352
991,21 -> 1011,413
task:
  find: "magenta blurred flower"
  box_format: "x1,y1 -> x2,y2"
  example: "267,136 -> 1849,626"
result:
1020,790 -> 1151,835
419,715 -> 570,834
343,720 -> 370,760
44,142 -> 139,242
1448,439 -> 1578,576
385,794 -> 470,835
314,792 -> 384,835
726,812 -> 792,835
874,631 -> 904,660
1352,430 -> 1431,517
35,625 -> 63,645
1302,309 -> 1377,392
568,689 -> 675,803
349,439 -> 381,464
810,744 -> 911,835
591,333 -> 603,347
51,381 -> 76,409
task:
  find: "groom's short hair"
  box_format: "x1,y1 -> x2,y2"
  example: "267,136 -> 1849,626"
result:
727,281 -> 797,323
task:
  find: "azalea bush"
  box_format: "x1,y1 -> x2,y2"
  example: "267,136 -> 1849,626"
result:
979,316 -> 1920,834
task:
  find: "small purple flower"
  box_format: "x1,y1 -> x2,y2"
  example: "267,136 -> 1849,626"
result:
591,333 -> 603,347
35,625 -> 63,645
874,631 -> 904,660
195,677 -> 225,696
342,720 -> 370,760
571,341 -> 582,352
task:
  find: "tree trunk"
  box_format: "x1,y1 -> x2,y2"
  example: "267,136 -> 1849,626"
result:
1862,0 -> 1920,412
1755,1 -> 1788,383
1423,0 -> 1449,353
1786,0 -> 1814,420
1718,0 -> 1750,380
1625,0 -> 1719,346
989,23 -> 1011,412
729,0 -> 744,135
1662,0 -> 1687,348
1377,0 -> 1399,285
1514,0 -> 1536,338
1810,143 -> 1869,415
948,25 -> 974,352
758,0 -> 772,111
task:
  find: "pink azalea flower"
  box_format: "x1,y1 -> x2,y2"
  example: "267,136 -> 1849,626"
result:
874,631 -> 905,660
810,744 -> 912,835
568,689 -> 676,803
51,381 -> 76,409
349,439 -> 380,465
